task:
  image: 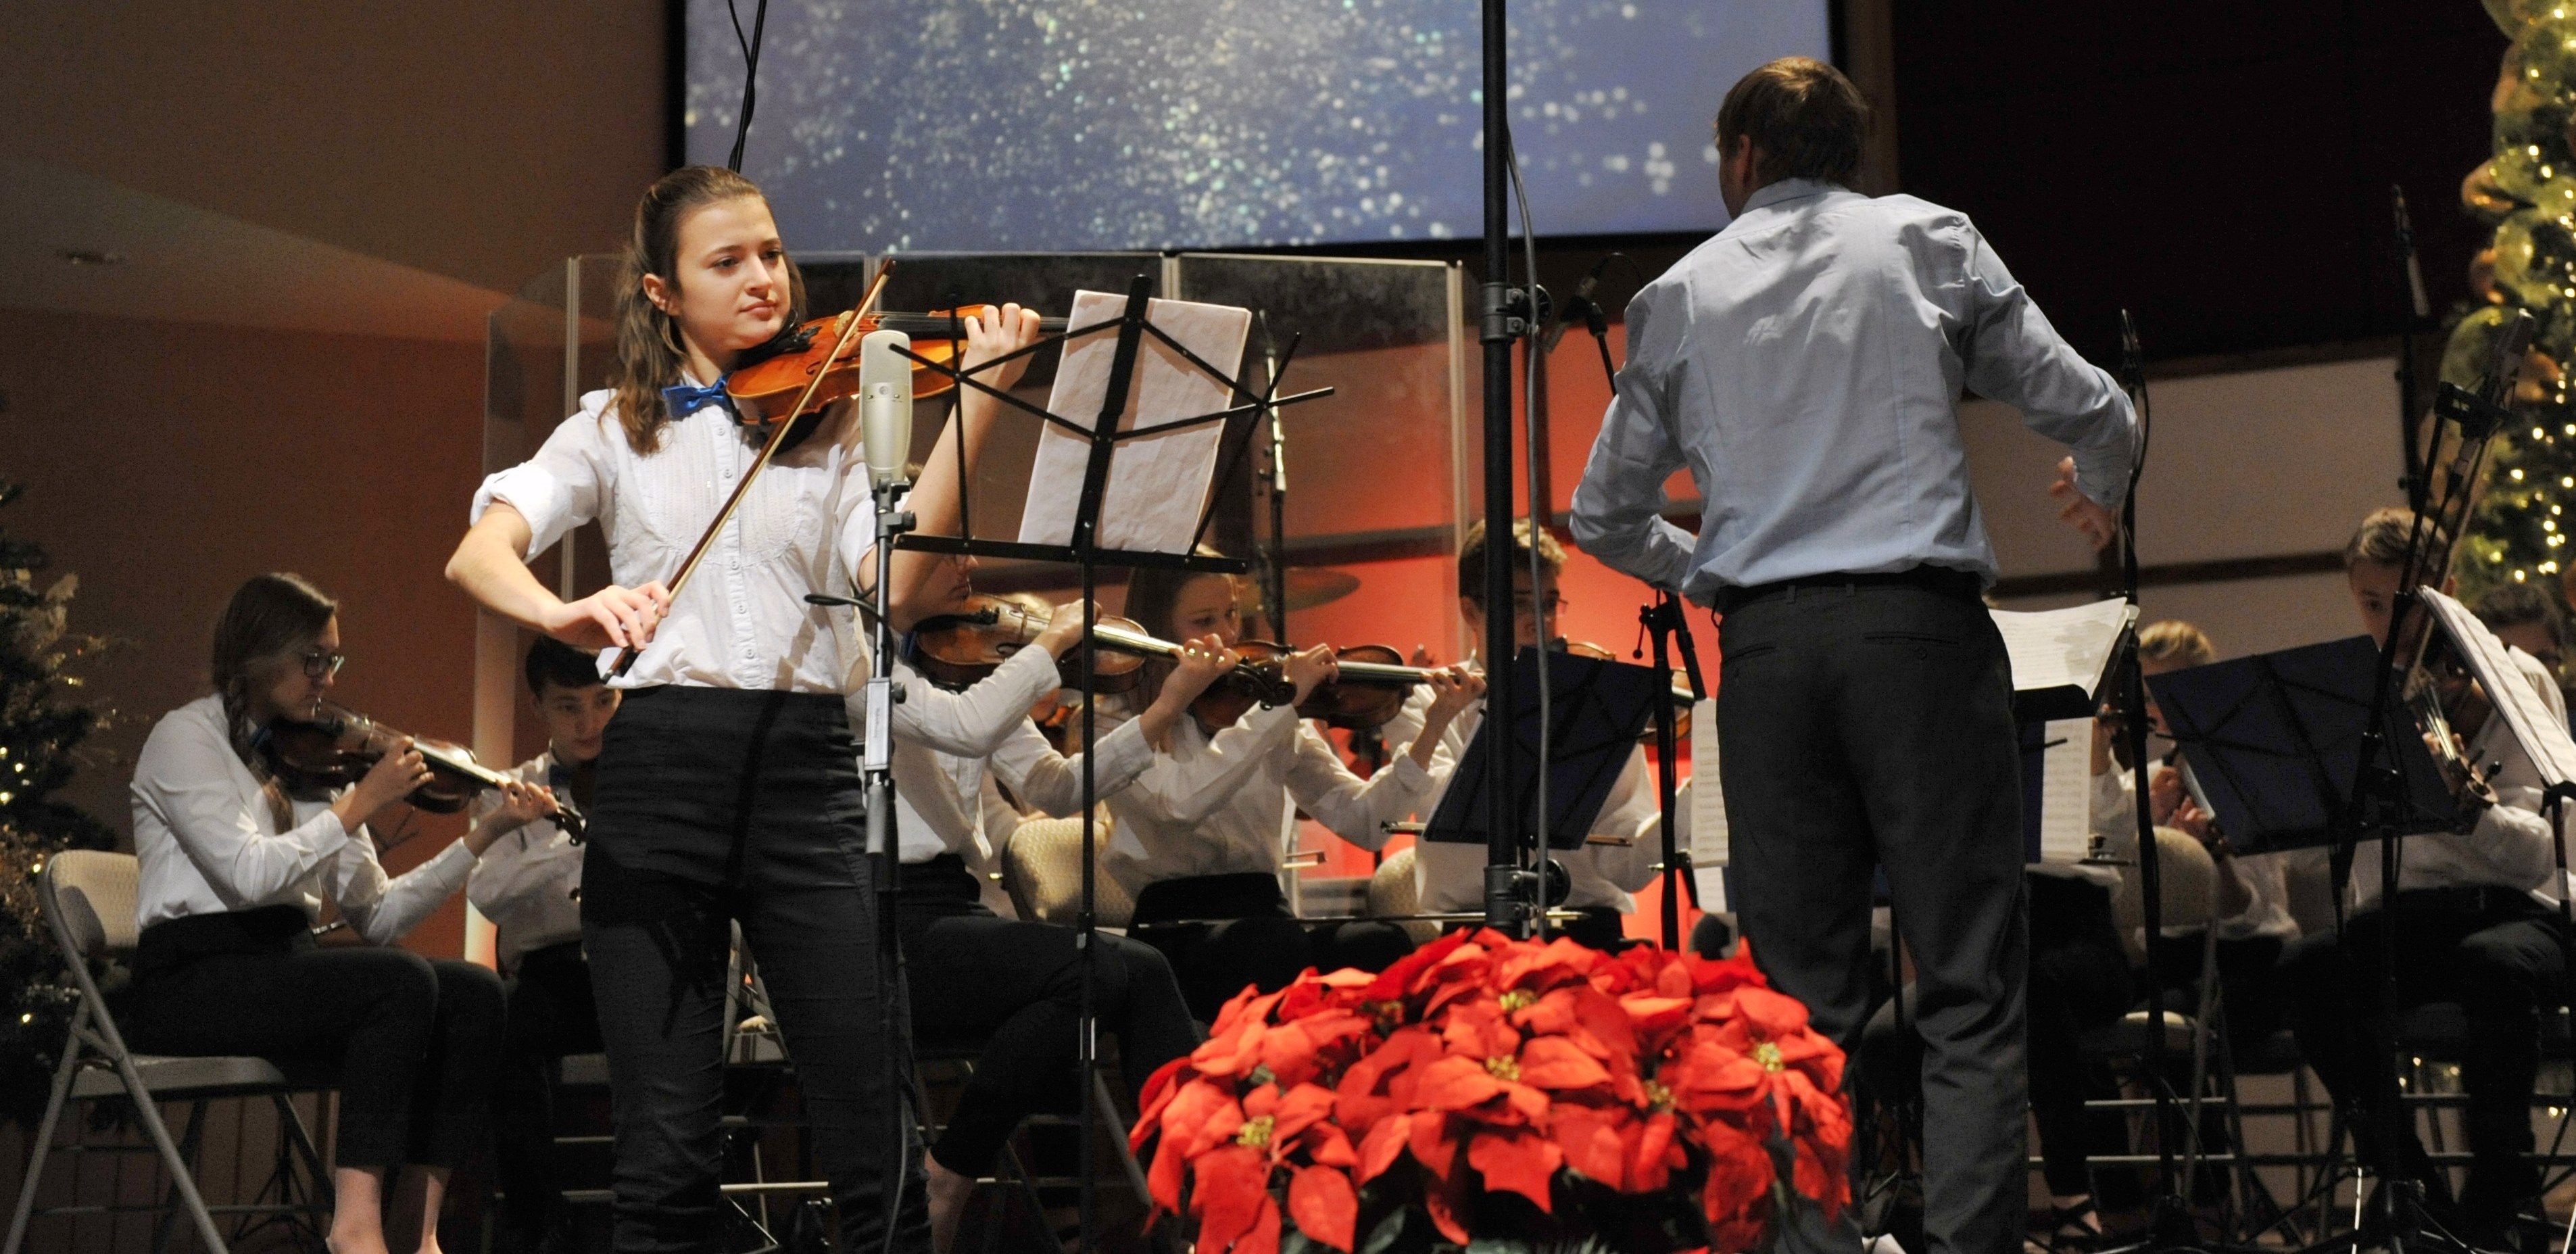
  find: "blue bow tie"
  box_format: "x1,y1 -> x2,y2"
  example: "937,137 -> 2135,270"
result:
662,377 -> 736,419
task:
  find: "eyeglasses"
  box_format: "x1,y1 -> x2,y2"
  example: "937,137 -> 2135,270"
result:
299,649 -> 347,680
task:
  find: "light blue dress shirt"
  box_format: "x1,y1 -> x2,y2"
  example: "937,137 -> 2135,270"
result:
1569,178 -> 2139,600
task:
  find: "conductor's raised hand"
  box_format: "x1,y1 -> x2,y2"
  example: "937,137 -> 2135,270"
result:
2050,456 -> 2120,552
960,303 -> 1046,393
547,582 -> 672,653
1281,643 -> 1340,706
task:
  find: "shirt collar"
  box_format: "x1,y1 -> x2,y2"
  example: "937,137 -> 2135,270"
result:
1734,177 -> 1841,220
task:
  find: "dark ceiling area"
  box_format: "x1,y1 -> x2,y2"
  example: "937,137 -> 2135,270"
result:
1889,3 -> 2506,368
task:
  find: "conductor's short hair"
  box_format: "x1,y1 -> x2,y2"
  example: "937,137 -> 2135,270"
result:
1714,56 -> 1869,189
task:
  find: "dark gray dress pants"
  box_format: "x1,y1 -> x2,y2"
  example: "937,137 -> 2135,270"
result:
1720,580 -> 2028,1254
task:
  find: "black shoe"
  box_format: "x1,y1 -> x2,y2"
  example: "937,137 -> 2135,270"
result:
2028,1199 -> 2105,1254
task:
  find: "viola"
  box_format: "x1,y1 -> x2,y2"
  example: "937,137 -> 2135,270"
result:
727,305 -> 1071,428
908,595 -> 1152,693
259,701 -> 585,840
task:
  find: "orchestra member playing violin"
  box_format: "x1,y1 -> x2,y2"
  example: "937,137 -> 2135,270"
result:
2279,508 -> 2569,1247
468,636 -> 616,1254
1383,520 -> 1662,950
1107,553 -> 1482,1019
442,165 -> 1041,1254
871,552 -> 1221,1253
126,573 -> 518,1254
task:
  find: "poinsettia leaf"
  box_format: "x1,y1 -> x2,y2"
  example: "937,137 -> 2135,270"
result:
1409,1111 -> 1461,1178
1305,1121 -> 1360,1168
1467,1127 -> 1562,1213
1148,1129 -> 1188,1211
1192,1144 -> 1274,1254
1413,1056 -> 1505,1112
1357,1112 -> 1413,1184
1549,1103 -> 1629,1190
1517,1036 -> 1612,1090
1288,1165 -> 1359,1251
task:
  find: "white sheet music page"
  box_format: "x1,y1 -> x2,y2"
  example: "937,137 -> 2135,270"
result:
1992,598 -> 2135,698
2419,587 -> 2576,792
1689,698 -> 1729,909
2038,718 -> 2094,864
1017,291 -> 1253,554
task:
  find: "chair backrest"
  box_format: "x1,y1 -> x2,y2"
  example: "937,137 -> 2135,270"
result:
41,849 -> 139,964
2110,827 -> 2218,946
1000,813 -> 1135,929
1367,846 -> 1438,945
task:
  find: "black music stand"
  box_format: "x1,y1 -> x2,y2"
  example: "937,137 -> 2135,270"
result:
1423,648 -> 1661,890
890,274 -> 1332,1254
2145,635 -> 2465,857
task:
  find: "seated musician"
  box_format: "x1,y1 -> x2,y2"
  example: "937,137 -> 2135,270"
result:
2091,622 -> 2300,1048
1384,519 -> 1661,950
2475,581 -> 2573,722
873,552 -> 1217,1254
468,636 -> 615,1254
1104,554 -> 1481,1019
2280,506 -> 2568,1247
126,573 -> 519,1254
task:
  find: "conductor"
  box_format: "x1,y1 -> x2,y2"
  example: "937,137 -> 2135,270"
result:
1568,56 -> 2139,1254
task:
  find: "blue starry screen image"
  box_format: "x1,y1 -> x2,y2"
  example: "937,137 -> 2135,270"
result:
685,1 -> 1832,251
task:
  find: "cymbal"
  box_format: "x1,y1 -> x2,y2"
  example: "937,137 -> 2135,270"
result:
1280,568 -> 1359,611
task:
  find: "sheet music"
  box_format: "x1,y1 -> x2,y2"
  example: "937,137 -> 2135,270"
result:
1017,290 -> 1252,554
2037,718 -> 2094,863
1688,698 -> 1728,910
1993,598 -> 2135,698
2419,587 -> 2576,792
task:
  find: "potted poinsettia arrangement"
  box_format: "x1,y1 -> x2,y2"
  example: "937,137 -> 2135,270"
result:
1130,929 -> 1851,1254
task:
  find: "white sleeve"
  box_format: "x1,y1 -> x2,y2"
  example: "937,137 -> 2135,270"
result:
1116,704 -> 1304,827
1569,286 -> 1698,592
990,716 -> 1157,816
129,714 -> 352,909
330,838 -> 477,946
1282,720 -> 1432,850
466,823 -> 581,922
1584,750 -> 1664,893
884,651 -> 1060,757
471,399 -> 613,558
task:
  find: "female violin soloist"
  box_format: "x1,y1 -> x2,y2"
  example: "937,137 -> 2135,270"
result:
443,164 -> 1041,1254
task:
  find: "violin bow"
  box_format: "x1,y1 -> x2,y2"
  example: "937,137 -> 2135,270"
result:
607,258 -> 896,679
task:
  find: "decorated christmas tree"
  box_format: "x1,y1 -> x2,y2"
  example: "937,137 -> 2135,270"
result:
0,477 -> 118,1124
2455,1 -> 2576,602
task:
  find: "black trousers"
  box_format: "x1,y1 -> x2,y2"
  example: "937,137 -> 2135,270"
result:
1719,577 -> 2025,1254
122,905 -> 504,1171
581,685 -> 925,1254
2283,887 -> 2569,1228
1129,873 -> 1414,1021
897,855 -> 1200,1176
491,940 -> 604,1235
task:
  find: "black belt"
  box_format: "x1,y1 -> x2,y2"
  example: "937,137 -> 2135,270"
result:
1709,564 -> 1984,617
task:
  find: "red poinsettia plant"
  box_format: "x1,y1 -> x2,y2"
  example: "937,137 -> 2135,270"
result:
1131,930 -> 1851,1254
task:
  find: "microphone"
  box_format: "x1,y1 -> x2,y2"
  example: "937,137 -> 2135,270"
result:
1542,256 -> 1615,352
2393,185 -> 2431,323
858,329 -> 913,491
2118,308 -> 2145,395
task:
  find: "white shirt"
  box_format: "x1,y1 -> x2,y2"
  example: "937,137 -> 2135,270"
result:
2295,645 -> 2571,911
877,650 -> 1155,891
1384,682 -> 1661,913
1099,702 -> 1432,898
465,751 -> 583,972
2087,764 -> 2298,941
471,386 -> 873,693
130,696 -> 475,943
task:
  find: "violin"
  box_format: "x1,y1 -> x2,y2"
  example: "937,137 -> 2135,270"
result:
1557,639 -> 1700,743
259,701 -> 585,840
909,594 -> 1153,693
727,305 -> 1071,427
1188,642 -> 1436,732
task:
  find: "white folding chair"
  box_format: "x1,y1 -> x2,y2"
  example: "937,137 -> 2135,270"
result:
5,850 -> 333,1254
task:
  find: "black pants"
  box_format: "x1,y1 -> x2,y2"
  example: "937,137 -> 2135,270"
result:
2283,888 -> 2569,1229
1129,872 -> 1414,1021
122,905 -> 504,1171
1719,577 -> 2024,1254
581,685 -> 925,1254
491,940 -> 603,1236
897,855 -> 1200,1176
1860,875 -> 2130,1203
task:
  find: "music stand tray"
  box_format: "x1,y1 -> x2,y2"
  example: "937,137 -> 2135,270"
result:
1422,647 -> 1659,851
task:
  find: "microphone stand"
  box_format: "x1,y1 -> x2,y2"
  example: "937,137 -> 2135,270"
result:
1478,0 -> 1531,937
1261,314 -> 1292,644
862,477 -> 917,1254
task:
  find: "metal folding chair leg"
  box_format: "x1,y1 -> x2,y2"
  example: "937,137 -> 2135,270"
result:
5,1000 -> 93,1254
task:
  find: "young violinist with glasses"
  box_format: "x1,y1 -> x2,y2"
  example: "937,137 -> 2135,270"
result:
443,165 -> 1041,1254
1106,555 -> 1482,1019
126,573 -> 526,1254
869,551 -> 1221,1253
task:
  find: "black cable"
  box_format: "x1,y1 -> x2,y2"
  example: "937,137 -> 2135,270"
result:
724,0 -> 769,172
1503,124 -> 1553,912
